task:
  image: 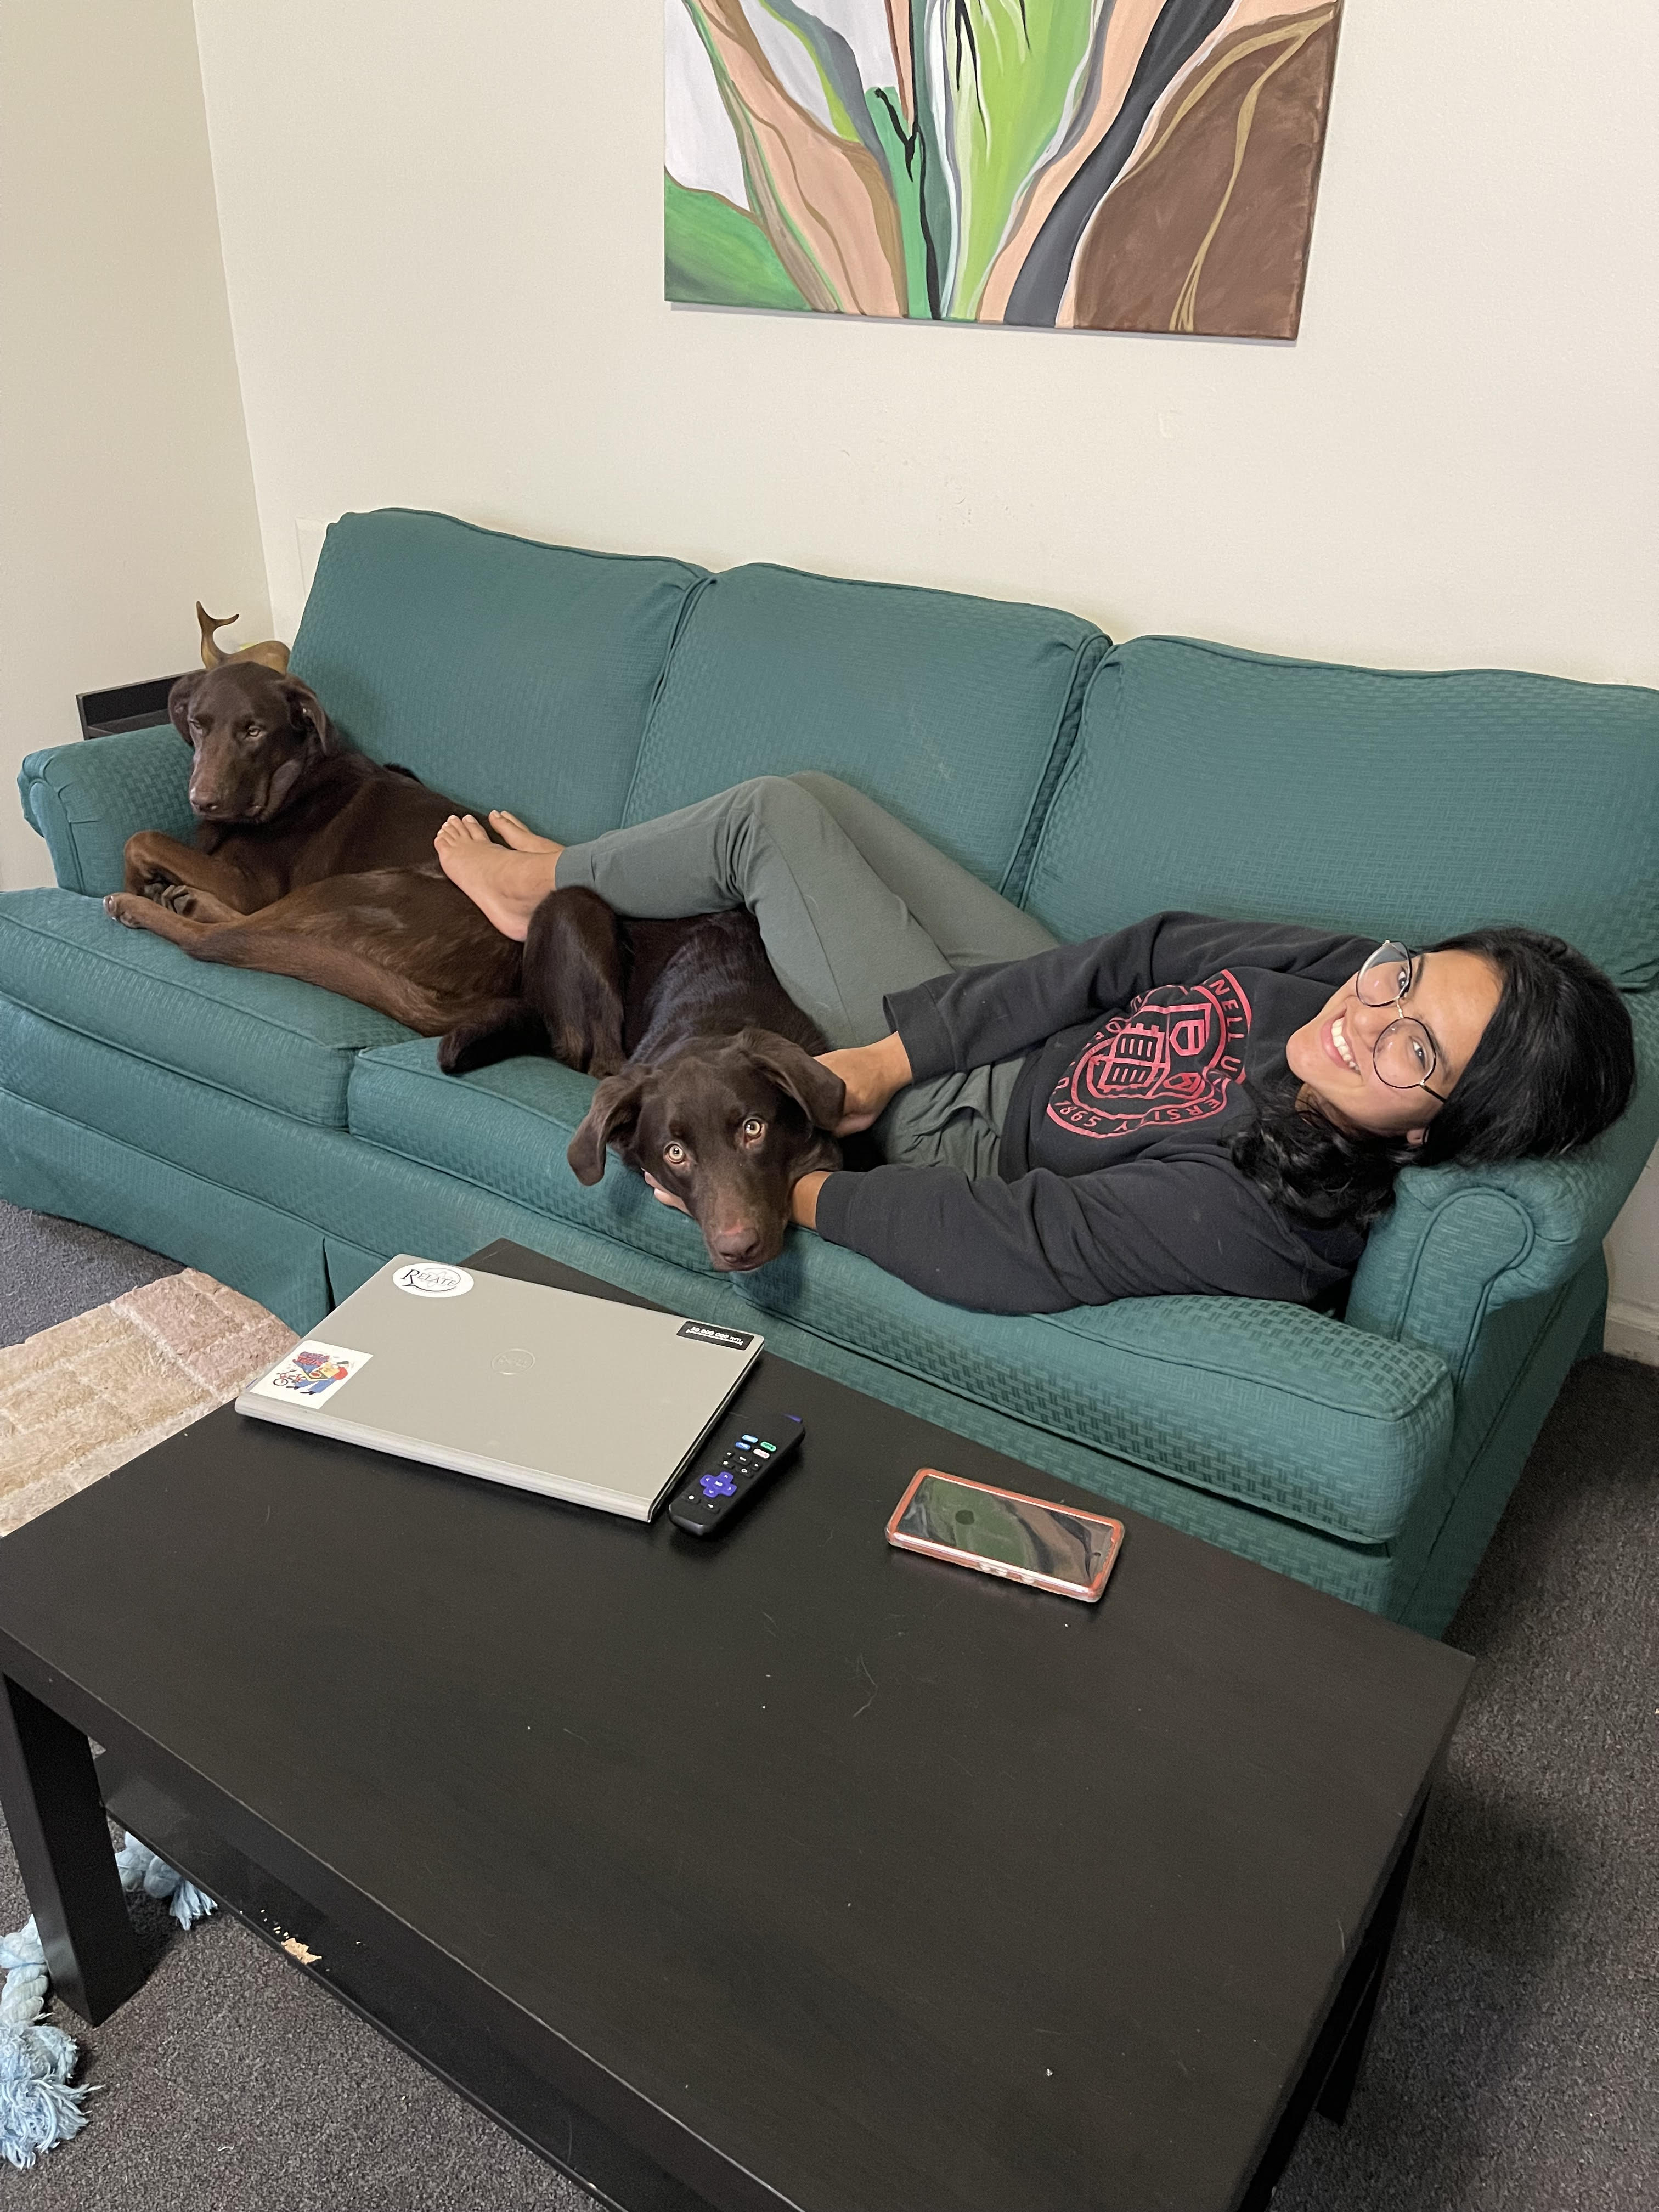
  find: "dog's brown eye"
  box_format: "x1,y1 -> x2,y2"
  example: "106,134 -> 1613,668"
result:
741,1118 -> 765,1142
663,1142 -> 687,1166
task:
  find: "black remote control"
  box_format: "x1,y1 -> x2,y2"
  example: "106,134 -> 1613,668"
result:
668,1412 -> 805,1537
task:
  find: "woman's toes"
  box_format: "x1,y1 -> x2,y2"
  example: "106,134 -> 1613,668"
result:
489,810 -> 553,853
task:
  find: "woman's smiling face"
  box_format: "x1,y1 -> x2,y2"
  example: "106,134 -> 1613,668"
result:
1285,948 -> 1503,1142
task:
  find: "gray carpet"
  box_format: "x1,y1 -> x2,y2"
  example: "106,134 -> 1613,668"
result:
1,1197 -> 1654,2210
0,1202 -> 179,1348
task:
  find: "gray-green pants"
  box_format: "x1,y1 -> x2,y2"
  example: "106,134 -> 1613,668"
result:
556,775 -> 1058,1174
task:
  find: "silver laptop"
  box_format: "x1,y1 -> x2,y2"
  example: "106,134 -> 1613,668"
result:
235,1256 -> 763,1521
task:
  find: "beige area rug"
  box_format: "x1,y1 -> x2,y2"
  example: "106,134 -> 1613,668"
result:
0,1271 -> 296,1537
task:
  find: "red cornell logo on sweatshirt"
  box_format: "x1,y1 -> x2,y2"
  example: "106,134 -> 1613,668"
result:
1046,971 -> 1252,1139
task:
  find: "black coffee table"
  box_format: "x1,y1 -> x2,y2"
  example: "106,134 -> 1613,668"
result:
0,1240 -> 1471,2211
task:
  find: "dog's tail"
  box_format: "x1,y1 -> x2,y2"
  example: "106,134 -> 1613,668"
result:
438,998 -> 549,1076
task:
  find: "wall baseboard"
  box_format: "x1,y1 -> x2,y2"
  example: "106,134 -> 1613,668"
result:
1605,1300 -> 1659,1367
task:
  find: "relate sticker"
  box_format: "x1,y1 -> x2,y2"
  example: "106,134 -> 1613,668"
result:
248,1341 -> 372,1407
390,1261 -> 474,1299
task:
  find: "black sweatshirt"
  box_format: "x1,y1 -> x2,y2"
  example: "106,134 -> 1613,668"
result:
813,913 -> 1381,1314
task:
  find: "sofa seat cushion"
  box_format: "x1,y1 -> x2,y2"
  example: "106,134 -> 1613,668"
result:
623,562 -> 1105,892
349,1039 -> 1452,1545
0,888 -> 411,1126
349,1036 -> 595,1198
730,1248 -> 1454,1547
1024,637 -> 1659,986
289,509 -> 708,845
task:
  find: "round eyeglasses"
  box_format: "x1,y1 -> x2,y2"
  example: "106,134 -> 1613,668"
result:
1354,942 -> 1449,1102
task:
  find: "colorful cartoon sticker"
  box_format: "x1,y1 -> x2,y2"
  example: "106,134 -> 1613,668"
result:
247,1341 -> 373,1409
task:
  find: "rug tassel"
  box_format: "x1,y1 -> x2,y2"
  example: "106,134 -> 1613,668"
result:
0,1836 -> 216,2163
114,1834 -> 216,1931
0,1921 -> 93,2168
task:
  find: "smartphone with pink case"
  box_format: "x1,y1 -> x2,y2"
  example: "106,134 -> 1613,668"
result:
885,1468 -> 1124,1603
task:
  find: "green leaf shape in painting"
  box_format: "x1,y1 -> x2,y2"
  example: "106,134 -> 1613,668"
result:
924,0 -> 1105,319
867,86 -> 935,317
664,173 -> 809,311
911,1 -> 954,317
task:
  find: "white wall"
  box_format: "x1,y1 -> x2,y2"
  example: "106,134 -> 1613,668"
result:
191,0 -> 1658,1345
0,0 -> 269,895
193,0 -> 1658,665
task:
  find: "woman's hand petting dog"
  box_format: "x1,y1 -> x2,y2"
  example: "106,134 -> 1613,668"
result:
814,1031 -> 915,1135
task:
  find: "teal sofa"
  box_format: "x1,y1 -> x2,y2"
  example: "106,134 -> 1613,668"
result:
7,510 -> 1656,1634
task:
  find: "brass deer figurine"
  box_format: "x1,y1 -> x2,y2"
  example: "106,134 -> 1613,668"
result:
196,602 -> 290,674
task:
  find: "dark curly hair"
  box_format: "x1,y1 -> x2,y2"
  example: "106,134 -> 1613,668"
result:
1233,927 -> 1636,1232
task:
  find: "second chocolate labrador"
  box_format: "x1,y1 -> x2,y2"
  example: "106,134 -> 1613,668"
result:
441,889 -> 845,1271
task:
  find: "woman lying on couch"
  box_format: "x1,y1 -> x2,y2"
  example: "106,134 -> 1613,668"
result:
433,775 -> 1633,1316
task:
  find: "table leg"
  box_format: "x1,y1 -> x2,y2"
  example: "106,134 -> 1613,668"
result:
1313,1804 -> 1421,2126
0,1675 -> 144,2023
1235,1803 -> 1427,2210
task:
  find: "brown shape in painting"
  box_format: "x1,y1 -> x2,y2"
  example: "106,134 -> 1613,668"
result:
1069,7 -> 1339,341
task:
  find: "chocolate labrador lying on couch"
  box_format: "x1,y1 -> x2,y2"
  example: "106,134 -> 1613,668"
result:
104,662 -> 521,1032
440,889 -> 845,1272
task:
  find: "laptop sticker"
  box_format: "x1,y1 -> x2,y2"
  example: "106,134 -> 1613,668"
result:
248,1341 -> 373,1407
391,1261 -> 474,1299
676,1322 -> 755,1350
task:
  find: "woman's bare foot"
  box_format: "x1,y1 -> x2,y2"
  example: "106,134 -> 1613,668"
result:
433,813 -> 564,941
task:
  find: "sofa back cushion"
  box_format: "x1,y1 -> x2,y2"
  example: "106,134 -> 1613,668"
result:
290,510 -> 706,843
1020,637 -> 1659,986
623,563 -> 1104,891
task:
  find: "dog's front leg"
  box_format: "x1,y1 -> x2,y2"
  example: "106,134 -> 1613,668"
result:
121,831 -> 256,922
104,890 -> 216,945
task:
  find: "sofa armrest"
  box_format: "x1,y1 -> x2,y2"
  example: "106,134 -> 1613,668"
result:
1347,989 -> 1659,1376
18,728 -> 194,895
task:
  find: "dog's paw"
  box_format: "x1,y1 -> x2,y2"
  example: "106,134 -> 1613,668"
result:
104,893 -> 145,928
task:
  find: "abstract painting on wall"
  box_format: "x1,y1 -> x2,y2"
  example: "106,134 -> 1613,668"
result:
665,2 -> 1342,339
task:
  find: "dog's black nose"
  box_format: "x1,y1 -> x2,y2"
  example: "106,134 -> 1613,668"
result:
709,1223 -> 764,1266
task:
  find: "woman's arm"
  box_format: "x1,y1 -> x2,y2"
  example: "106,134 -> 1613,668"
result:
791,1171 -> 832,1228
806,1155 -> 1330,1312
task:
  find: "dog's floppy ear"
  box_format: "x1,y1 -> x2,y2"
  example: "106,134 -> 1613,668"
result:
736,1029 -> 847,1131
168,670 -> 205,741
567,1070 -> 648,1186
278,676 -> 337,756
